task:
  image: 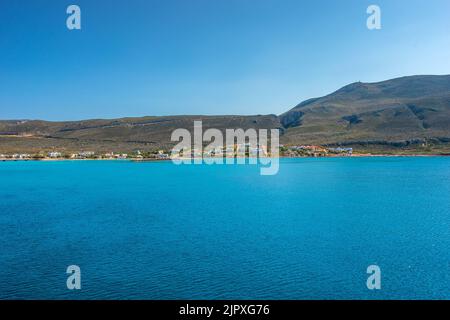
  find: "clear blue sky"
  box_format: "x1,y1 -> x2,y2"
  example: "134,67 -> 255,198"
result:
1,0 -> 449,120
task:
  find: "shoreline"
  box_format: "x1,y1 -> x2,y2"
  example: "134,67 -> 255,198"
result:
1,153 -> 449,162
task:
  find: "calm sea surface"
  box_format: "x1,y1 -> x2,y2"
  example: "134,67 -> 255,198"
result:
0,157 -> 449,299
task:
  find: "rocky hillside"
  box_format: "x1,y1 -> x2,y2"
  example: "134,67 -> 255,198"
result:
0,115 -> 282,153
280,75 -> 450,147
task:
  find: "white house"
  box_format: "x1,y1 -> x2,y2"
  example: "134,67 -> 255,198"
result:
48,152 -> 62,158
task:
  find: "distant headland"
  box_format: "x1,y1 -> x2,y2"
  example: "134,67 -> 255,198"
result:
1,75 -> 449,156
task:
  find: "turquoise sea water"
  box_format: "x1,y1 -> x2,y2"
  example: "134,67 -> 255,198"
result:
0,157 -> 449,299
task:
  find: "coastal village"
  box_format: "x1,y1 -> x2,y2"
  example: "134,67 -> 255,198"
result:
0,145 -> 353,161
